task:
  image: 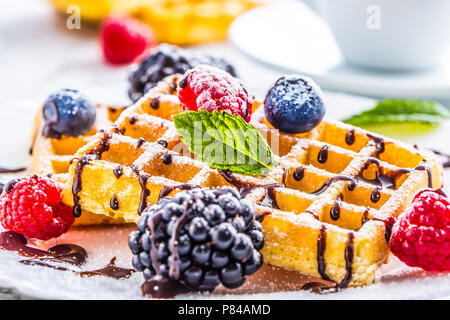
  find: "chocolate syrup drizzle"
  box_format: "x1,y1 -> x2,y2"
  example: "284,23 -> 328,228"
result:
113,165 -> 123,179
0,231 -> 134,279
330,201 -> 341,221
415,164 -> 433,188
293,167 -> 305,181
317,145 -> 329,164
337,232 -> 354,289
367,133 -> 385,154
317,225 -> 331,281
72,134 -> 112,217
311,176 -> 355,195
158,184 -> 200,200
345,130 -> 355,146
110,195 -> 119,210
431,149 -> 450,168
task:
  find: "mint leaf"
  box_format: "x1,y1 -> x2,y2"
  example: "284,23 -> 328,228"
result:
343,99 -> 450,126
173,111 -> 277,175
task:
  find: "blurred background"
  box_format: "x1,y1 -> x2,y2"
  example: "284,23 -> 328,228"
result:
0,0 -> 449,155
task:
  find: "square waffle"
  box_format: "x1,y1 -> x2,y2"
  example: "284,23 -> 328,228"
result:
30,103 -> 129,226
60,75 -> 443,287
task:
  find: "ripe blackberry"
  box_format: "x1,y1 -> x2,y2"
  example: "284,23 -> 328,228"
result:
129,187 -> 263,298
128,44 -> 238,102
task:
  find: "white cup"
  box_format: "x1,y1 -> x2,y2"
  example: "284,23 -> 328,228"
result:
304,0 -> 450,71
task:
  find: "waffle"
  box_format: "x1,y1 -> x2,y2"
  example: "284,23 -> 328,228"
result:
30,103 -> 129,226
60,75 -> 442,287
49,0 -> 262,45
132,0 -> 263,45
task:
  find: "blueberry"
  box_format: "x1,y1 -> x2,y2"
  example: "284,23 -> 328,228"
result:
230,234 -> 253,262
210,250 -> 229,269
220,262 -> 244,288
184,266 -> 204,287
159,264 -> 169,277
173,192 -> 191,205
188,217 -> 209,242
176,234 -> 191,256
143,267 -> 156,280
161,202 -> 183,221
249,220 -> 263,232
42,88 -> 96,138
210,223 -> 236,250
192,244 -> 211,265
186,199 -> 205,219
137,214 -> 149,233
264,75 -> 325,133
244,250 -> 263,276
239,201 -> 254,227
200,270 -> 220,291
132,254 -> 144,272
218,194 -> 240,216
155,221 -> 167,240
139,251 -> 152,268
204,204 -> 226,226
128,231 -> 142,254
232,216 -> 246,233
141,231 -> 152,251
157,242 -> 169,261
248,229 -> 264,251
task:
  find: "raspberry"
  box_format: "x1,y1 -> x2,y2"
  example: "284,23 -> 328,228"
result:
128,44 -> 237,102
177,65 -> 253,122
390,189 -> 450,271
100,15 -> 155,65
129,187 -> 263,297
0,176 -> 74,241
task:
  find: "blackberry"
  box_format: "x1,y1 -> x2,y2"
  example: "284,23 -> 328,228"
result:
129,187 -> 264,297
128,44 -> 238,102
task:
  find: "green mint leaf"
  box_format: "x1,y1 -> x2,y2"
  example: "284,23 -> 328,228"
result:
343,99 -> 450,126
173,110 -> 277,175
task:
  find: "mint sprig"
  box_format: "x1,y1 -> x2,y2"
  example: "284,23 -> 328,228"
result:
173,111 -> 276,175
343,99 -> 450,126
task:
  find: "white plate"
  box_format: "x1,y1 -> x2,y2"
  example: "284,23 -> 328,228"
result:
229,0 -> 450,99
0,103 -> 450,299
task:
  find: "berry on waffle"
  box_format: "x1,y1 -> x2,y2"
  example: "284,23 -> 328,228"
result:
58,74 -> 442,288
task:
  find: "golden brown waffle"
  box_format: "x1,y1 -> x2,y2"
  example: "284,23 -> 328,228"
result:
132,0 -> 263,45
30,103 -> 128,226
49,0 -> 263,45
60,75 -> 442,287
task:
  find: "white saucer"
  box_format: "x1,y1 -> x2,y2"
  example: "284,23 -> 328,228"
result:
229,0 -> 450,100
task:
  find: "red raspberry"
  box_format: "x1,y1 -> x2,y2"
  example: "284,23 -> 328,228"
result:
0,176 -> 74,241
100,15 -> 155,65
177,65 -> 253,122
390,189 -> 450,271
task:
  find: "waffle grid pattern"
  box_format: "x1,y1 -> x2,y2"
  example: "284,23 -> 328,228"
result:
59,75 -> 442,287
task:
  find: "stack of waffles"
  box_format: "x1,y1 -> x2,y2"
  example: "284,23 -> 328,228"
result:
31,75 -> 443,287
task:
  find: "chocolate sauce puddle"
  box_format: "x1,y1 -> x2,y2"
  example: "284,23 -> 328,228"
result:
0,231 -> 133,280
